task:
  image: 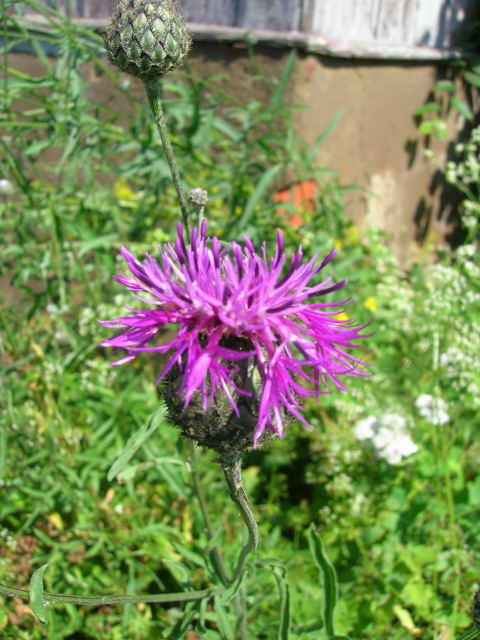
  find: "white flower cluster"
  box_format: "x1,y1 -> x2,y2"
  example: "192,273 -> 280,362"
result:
78,293 -> 130,337
439,326 -> 480,406
354,413 -> 418,464
414,394 -> 450,425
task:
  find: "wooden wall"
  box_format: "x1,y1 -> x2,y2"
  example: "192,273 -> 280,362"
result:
21,0 -> 478,54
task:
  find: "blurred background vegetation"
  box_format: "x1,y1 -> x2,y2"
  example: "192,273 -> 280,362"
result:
1,1 -> 480,638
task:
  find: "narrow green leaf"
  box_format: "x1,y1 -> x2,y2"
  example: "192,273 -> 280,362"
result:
29,564 -> 50,625
77,233 -> 119,256
168,601 -> 197,639
269,49 -> 297,113
214,597 -> 235,640
272,567 -> 291,640
463,71 -> 480,88
219,571 -> 247,605
450,97 -> 474,122
107,407 -> 167,481
231,164 -> 282,234
308,109 -> 344,162
413,102 -> 441,117
25,139 -> 52,157
306,524 -> 338,640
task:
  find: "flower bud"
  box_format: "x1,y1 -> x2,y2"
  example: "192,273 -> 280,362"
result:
104,0 -> 191,81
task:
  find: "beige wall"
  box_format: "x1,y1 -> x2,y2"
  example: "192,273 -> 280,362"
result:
188,43 -> 462,264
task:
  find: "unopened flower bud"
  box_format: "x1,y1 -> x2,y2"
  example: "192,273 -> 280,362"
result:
104,0 -> 191,81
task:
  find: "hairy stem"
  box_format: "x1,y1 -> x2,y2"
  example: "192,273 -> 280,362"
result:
143,79 -> 191,236
221,454 -> 259,582
0,581 -> 218,606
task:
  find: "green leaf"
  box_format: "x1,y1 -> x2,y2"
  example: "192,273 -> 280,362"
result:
434,79 -> 455,93
107,407 -> 167,481
77,233 -> 119,256
306,524 -> 338,640
307,109 -> 344,164
413,102 -> 441,117
418,118 -> 447,139
269,49 -> 297,113
25,139 -> 52,157
450,97 -> 474,122
214,597 -> 235,640
272,566 -> 291,640
230,164 -> 282,234
219,571 -> 247,605
29,564 -> 50,625
464,71 -> 480,88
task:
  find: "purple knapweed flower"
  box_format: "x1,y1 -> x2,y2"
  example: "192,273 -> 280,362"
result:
100,222 -> 370,447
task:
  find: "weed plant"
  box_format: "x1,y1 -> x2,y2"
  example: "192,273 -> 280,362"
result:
1,1 -> 480,639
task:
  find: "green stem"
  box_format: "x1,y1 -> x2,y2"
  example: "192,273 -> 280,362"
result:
221,454 -> 259,582
143,79 -> 191,236
0,581 -> 218,606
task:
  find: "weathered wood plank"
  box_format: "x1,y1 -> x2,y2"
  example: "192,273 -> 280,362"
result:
306,0 -> 471,48
175,0 -> 236,25
18,0 -> 476,53
235,0 -> 302,31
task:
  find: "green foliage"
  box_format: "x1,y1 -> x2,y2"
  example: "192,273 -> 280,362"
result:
1,1 -> 480,639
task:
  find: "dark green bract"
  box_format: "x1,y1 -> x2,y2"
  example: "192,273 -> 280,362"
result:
104,0 -> 191,80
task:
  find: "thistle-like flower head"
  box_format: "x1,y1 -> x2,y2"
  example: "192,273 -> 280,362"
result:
104,0 -> 191,80
100,223 -> 371,450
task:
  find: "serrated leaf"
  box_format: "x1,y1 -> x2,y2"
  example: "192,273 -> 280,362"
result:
29,564 -> 50,625
107,406 -> 167,481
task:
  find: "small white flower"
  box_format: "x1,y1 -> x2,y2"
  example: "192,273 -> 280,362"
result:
0,179 -> 13,196
415,394 -> 433,409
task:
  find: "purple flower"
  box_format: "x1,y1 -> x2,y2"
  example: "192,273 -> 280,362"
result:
100,222 -> 370,446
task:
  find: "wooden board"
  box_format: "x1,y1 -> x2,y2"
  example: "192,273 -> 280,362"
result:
18,0 -> 476,54
236,0 -> 302,32
175,0 -> 236,26
306,0 -> 472,48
